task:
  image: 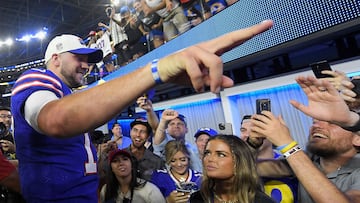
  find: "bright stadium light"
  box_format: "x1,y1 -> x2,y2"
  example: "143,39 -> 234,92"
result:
16,35 -> 31,42
0,38 -> 13,47
111,0 -> 120,6
5,38 -> 13,46
35,30 -> 47,40
16,28 -> 47,42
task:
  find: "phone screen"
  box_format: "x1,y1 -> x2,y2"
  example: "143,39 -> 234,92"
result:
310,60 -> 333,78
256,99 -> 271,114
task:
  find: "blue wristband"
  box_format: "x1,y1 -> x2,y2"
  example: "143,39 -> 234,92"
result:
151,59 -> 163,84
275,144 -> 288,151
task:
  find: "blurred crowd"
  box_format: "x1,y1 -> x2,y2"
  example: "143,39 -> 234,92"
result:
83,0 -> 238,83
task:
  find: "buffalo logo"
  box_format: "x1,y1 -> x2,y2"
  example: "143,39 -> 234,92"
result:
56,43 -> 63,51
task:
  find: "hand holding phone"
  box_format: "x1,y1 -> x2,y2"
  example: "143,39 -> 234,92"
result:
310,60 -> 333,78
350,78 -> 360,99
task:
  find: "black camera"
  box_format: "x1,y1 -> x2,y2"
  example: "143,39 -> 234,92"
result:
218,123 -> 225,130
0,122 -> 7,139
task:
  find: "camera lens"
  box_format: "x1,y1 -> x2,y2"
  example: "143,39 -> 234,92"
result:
219,123 -> 225,130
0,122 -> 7,138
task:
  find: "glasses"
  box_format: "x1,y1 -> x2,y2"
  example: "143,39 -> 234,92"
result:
0,115 -> 11,119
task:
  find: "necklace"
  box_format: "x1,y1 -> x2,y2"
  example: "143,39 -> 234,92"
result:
213,193 -> 239,203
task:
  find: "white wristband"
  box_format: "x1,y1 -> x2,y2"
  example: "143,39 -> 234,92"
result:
151,59 -> 163,84
283,145 -> 302,159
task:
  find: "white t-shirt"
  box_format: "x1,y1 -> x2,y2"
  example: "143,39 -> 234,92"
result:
145,0 -> 172,18
100,181 -> 166,203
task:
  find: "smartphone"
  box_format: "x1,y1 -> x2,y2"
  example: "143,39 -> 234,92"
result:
256,98 -> 271,114
351,78 -> 360,98
217,123 -> 233,135
310,60 -> 333,78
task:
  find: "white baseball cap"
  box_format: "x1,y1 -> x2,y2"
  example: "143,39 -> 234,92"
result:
44,34 -> 103,64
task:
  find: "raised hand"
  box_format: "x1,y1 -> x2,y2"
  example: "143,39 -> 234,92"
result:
320,70 -> 356,102
290,75 -> 358,127
161,109 -> 179,122
251,111 -> 293,147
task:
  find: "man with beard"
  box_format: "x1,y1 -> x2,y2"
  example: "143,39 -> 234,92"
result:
251,111 -> 360,203
241,114 -> 297,203
152,109 -> 202,172
125,117 -> 165,180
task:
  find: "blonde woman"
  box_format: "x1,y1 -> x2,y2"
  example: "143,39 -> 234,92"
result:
151,140 -> 202,203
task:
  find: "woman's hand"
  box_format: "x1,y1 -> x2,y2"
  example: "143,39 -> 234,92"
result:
167,190 -> 191,203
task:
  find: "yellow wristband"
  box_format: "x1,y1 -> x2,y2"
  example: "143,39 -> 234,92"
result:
280,141 -> 298,154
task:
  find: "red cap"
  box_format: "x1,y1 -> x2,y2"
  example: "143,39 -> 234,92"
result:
108,149 -> 131,163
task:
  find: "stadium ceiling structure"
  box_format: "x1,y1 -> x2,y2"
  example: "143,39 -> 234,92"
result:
0,0 -> 110,67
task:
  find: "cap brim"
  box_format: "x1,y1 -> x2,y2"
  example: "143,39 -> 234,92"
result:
69,48 -> 103,63
194,132 -> 208,138
109,150 -> 131,163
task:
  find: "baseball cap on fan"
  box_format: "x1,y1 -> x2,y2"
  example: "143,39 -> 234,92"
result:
44,34 -> 103,64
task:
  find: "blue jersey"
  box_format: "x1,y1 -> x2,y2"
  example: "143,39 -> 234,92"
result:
11,68 -> 98,202
150,168 -> 202,198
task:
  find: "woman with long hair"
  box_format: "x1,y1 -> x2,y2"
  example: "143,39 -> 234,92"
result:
190,134 -> 276,203
100,149 -> 165,203
151,140 -> 202,203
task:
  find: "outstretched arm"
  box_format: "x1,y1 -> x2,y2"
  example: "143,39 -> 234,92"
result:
37,20 -> 274,137
251,111 -> 356,203
153,109 -> 179,144
290,75 -> 359,129
137,96 -> 159,133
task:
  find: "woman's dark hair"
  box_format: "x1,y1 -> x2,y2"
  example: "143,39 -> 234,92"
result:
104,154 -> 145,202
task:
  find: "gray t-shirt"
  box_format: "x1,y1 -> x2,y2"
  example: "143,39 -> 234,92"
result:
298,153 -> 360,202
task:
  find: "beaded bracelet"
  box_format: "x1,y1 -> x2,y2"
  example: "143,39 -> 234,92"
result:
283,145 -> 302,159
151,59 -> 163,84
279,141 -> 298,154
